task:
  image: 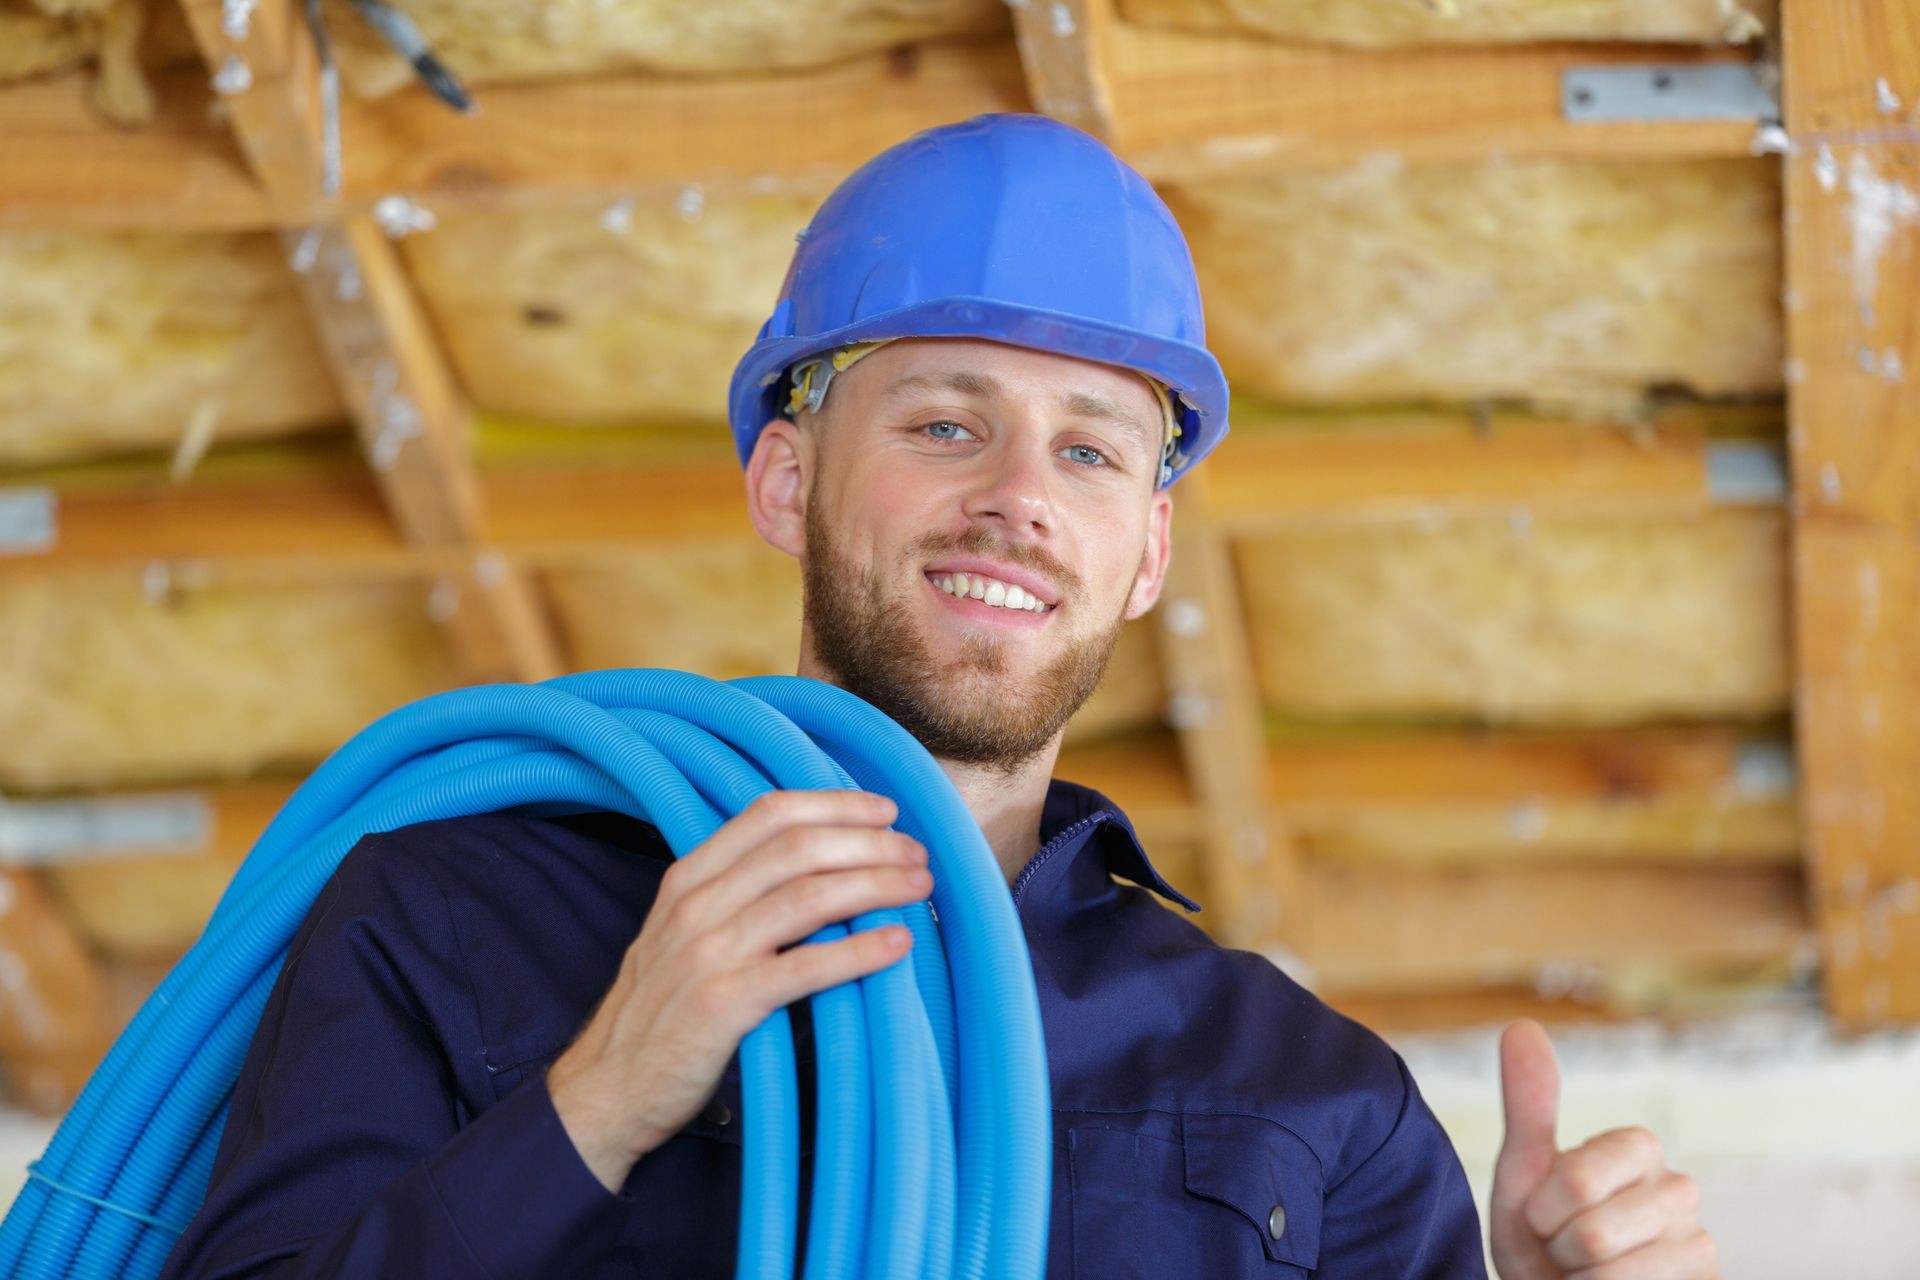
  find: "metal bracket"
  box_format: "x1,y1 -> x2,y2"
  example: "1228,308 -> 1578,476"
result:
1563,62 -> 1777,123
1705,441 -> 1789,506
0,487 -> 56,556
0,792 -> 212,867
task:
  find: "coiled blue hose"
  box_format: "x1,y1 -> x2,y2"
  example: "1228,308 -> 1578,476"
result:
0,670 -> 1051,1279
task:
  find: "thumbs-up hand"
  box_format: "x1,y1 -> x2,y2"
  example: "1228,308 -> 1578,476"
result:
1489,1020 -> 1720,1279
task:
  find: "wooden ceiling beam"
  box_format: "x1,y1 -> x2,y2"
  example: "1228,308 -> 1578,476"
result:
0,64 -> 269,231
1780,0 -> 1920,1026
1010,0 -> 1119,140
1106,24 -> 1768,178
170,2 -> 564,683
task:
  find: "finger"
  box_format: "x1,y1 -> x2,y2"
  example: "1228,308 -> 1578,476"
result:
744,923 -> 915,1014
663,789 -> 898,897
1546,1171 -> 1701,1270
1525,1126 -> 1668,1241
1493,1019 -> 1561,1215
1567,1228 -> 1719,1280
674,826 -> 927,937
720,864 -> 933,961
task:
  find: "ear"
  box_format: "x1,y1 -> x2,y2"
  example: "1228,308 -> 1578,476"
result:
1122,488 -> 1174,621
744,417 -> 809,558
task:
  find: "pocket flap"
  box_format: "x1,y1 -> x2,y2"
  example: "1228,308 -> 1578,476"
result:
1182,1112 -> 1323,1268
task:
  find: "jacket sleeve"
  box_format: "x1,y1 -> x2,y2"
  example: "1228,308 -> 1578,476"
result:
158,833 -> 631,1279
1314,1053 -> 1490,1280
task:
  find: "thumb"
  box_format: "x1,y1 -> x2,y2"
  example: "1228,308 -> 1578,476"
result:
1494,1019 -> 1561,1200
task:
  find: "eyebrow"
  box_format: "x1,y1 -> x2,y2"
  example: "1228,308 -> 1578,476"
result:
881,370 -> 1156,458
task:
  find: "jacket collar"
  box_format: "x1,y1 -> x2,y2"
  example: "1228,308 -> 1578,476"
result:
1012,777 -> 1201,914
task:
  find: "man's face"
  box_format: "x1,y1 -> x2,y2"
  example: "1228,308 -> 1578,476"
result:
775,338 -> 1173,772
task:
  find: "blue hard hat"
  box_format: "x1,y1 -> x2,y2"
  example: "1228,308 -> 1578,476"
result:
727,112 -> 1230,487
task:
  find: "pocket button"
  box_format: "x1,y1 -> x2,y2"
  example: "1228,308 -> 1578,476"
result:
1267,1205 -> 1287,1241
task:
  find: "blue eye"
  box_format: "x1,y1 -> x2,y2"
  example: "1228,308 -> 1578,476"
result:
923,420 -> 974,441
1063,444 -> 1107,467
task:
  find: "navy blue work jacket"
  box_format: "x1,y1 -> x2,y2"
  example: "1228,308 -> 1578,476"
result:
160,779 -> 1487,1278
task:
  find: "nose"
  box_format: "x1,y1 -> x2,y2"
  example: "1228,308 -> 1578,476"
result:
961,437 -> 1058,541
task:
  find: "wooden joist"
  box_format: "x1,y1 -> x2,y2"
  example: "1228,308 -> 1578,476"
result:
1782,0 -> 1920,1025
0,64 -> 268,231
0,31 -> 1028,233
1014,0 -> 1769,180
1299,861 -> 1809,995
1155,467 -> 1295,943
0,870 -> 116,1114
331,36 -> 1029,217
1206,406 -> 1785,529
1267,728 -> 1801,869
2,8 -> 1771,233
178,0 -> 331,217
167,3 -> 565,683
0,404 -> 1786,575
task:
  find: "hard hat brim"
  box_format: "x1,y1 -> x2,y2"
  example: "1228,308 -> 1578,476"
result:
728,295 -> 1229,486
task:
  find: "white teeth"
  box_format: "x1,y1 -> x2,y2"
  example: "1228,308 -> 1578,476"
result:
929,571 -> 1053,613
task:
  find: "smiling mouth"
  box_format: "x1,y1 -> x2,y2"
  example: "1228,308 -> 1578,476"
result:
924,570 -> 1054,615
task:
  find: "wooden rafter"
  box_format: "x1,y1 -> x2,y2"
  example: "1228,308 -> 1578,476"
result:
1781,0 -> 1920,1026
1155,468 -> 1295,946
177,0 -> 330,217
1014,0 -> 1768,179
1268,728 -> 1800,869
0,64 -> 268,232
0,33 -> 1027,230
173,0 -> 563,683
1301,861 -> 1808,995
1,16 -> 1773,232
0,407 -> 1786,575
1009,0 -> 1119,139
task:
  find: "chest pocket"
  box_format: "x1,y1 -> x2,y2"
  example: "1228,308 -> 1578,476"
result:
1067,1112 -> 1323,1278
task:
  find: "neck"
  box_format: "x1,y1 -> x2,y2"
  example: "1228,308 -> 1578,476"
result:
929,741 -> 1064,887
795,652 -> 1063,885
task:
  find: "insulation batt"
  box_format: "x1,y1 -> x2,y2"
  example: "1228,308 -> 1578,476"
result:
0,5 -> 97,83
1117,0 -> 1771,47
0,575 -> 461,791
0,232 -> 342,465
401,196 -> 816,425
1236,508 -> 1789,725
0,0 -> 201,125
1165,157 -> 1783,419
322,0 -> 1009,98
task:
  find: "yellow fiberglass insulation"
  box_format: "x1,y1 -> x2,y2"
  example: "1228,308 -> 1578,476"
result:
1115,0 -> 1769,47
0,5 -> 97,83
401,195 -> 815,425
321,0 -> 1009,98
544,546 -> 1165,745
0,574 -> 462,792
0,0 -> 203,124
1235,508 -> 1789,726
0,231 -> 343,465
1164,156 -> 1783,419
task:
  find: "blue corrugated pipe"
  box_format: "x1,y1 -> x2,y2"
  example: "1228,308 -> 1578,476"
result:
0,670 -> 1050,1280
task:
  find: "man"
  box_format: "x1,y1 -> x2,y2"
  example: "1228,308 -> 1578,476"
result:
163,114 -> 1718,1278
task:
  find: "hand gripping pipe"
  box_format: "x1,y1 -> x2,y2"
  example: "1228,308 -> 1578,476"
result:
0,670 -> 1051,1280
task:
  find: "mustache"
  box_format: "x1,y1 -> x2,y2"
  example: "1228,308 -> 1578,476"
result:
907,526 -> 1081,601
